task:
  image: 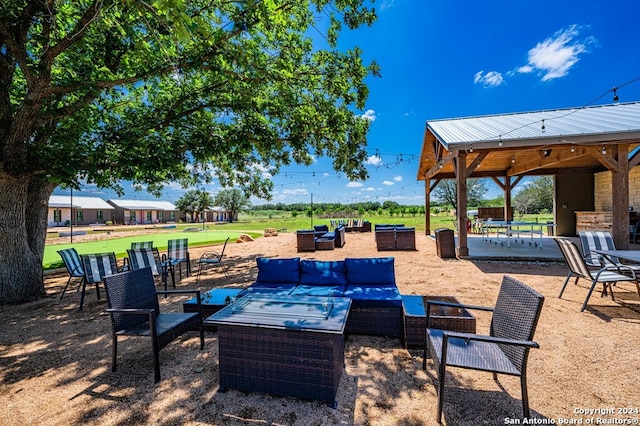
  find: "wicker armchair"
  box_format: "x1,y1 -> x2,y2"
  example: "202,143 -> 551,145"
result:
296,230 -> 316,252
423,275 -> 545,423
103,267 -> 204,383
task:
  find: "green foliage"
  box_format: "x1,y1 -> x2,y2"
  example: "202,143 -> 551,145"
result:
513,177 -> 553,215
214,188 -> 251,223
1,0 -> 380,197
432,178 -> 489,210
175,189 -> 213,220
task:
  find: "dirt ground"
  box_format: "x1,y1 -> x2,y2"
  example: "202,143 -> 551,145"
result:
1,231 -> 639,426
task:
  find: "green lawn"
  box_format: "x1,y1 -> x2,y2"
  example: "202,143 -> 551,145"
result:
44,230 -> 258,270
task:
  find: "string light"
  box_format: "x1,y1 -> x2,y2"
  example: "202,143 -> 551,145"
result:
613,87 -> 619,102
498,136 -> 503,147
571,145 -> 575,153
541,119 -> 546,133
602,145 -> 607,155
469,144 -> 473,152
511,154 -> 515,164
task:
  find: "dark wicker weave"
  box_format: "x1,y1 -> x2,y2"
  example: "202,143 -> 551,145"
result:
345,306 -> 404,339
395,228 -> 416,250
403,296 -> 476,348
296,231 -> 316,252
423,275 -> 544,423
217,325 -> 344,407
103,267 -> 204,383
375,228 -> 396,250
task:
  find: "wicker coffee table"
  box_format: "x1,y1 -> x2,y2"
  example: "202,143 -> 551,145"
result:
402,295 -> 476,348
205,294 -> 351,407
183,288 -> 244,331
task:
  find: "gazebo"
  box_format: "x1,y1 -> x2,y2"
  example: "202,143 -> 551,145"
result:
417,102 -> 640,256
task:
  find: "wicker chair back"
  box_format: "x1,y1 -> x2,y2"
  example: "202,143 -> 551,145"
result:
103,267 -> 160,332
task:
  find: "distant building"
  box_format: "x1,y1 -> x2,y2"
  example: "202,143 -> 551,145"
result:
107,199 -> 179,225
205,206 -> 238,222
48,195 -> 115,226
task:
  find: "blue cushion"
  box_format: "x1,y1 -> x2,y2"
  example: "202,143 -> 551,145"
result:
314,225 -> 329,233
290,285 -> 346,297
300,260 -> 347,286
256,257 -> 300,283
345,257 -> 395,285
343,285 -> 403,308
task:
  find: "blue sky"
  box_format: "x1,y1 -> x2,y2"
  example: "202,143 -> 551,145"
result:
59,0 -> 640,205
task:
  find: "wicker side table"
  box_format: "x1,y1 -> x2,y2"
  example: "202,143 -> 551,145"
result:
315,237 -> 335,250
402,295 -> 476,348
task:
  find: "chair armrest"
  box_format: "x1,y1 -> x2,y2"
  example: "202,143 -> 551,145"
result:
597,265 -> 637,279
200,251 -> 221,260
105,308 -> 155,314
440,330 -> 540,349
426,300 -> 493,329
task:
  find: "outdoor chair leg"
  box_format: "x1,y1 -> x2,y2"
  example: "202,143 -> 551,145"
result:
559,272 -> 573,298
437,364 -> 446,424
79,279 -> 88,311
581,279 -> 600,312
111,334 -> 118,372
521,374 -> 530,418
60,276 -> 73,300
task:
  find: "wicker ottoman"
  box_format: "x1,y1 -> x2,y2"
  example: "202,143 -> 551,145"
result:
315,237 -> 335,250
403,295 -> 476,348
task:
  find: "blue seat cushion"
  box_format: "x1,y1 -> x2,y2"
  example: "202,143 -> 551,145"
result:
290,285 -> 346,297
300,260 -> 347,286
256,257 -> 300,283
343,284 -> 403,308
345,257 -> 395,285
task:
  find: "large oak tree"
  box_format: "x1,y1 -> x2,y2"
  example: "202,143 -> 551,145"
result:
0,0 -> 380,303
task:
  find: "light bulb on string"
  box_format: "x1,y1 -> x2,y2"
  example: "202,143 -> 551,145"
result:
613,87 -> 619,102
541,119 -> 546,133
571,145 -> 575,153
602,145 -> 607,155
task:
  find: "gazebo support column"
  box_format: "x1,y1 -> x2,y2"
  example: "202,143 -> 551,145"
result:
456,151 -> 468,257
425,178 -> 431,235
612,144 -> 630,249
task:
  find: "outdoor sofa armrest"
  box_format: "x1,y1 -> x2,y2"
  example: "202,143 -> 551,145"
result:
439,330 -> 540,349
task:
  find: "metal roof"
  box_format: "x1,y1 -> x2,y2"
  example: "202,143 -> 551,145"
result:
48,195 -> 114,209
107,199 -> 176,210
427,102 -> 640,151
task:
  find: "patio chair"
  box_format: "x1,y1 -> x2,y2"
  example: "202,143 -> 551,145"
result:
166,238 -> 190,280
79,252 -> 119,311
422,275 -> 544,423
103,267 -> 204,383
196,237 -> 230,282
578,230 -> 640,274
57,248 -> 85,301
555,238 -> 640,312
131,241 -> 154,249
126,247 -> 173,292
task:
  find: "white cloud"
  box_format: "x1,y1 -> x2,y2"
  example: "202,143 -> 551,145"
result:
380,0 -> 396,11
473,70 -> 504,87
364,187 -> 376,191
393,175 -> 402,182
383,180 -> 394,186
323,172 -> 330,177
347,182 -> 364,188
360,109 -> 377,121
283,188 -> 308,195
520,25 -> 594,81
365,155 -> 383,166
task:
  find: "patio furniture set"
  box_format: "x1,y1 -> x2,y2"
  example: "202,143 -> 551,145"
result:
330,218 -> 372,232
59,234 -> 547,420
374,224 -> 416,250
296,224 -> 346,252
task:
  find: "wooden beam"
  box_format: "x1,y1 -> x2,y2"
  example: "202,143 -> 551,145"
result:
466,151 -> 488,177
456,151 -> 468,257
425,179 -> 431,236
584,146 -> 620,172
612,144 -> 629,249
508,146 -> 592,176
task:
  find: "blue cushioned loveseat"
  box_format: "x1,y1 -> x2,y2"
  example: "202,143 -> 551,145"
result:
245,257 -> 403,338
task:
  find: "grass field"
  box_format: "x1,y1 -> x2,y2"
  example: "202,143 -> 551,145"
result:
44,211 -> 552,270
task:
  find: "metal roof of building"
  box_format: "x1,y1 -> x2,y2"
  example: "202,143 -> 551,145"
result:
107,199 -> 176,210
427,102 -> 640,151
49,195 -> 114,209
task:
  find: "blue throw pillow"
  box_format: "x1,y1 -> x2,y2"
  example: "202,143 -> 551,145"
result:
256,257 -> 300,283
300,260 -> 347,286
345,257 -> 395,285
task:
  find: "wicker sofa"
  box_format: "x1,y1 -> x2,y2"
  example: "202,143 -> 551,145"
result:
245,257 -> 403,338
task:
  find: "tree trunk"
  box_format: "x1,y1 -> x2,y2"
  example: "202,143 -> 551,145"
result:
0,173 -> 55,303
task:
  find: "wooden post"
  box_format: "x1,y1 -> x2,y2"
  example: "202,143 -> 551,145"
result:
504,176 -> 512,221
456,151 -> 468,256
425,178 -> 431,236
612,144 -> 630,249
